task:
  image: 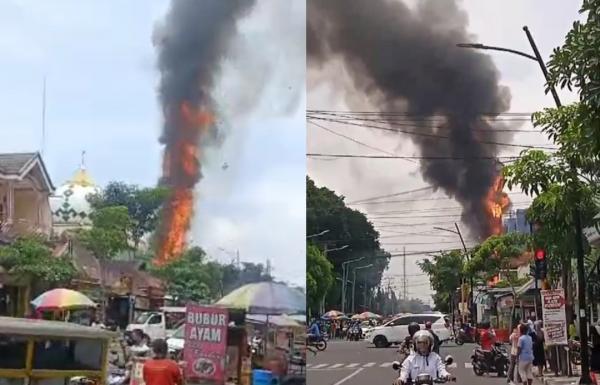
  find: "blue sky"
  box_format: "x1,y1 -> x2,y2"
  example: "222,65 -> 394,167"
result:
0,0 -> 306,287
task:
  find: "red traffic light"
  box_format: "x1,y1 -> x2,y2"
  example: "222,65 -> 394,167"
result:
535,249 -> 546,261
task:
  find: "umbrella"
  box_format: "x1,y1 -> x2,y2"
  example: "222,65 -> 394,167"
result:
359,311 -> 382,320
322,310 -> 344,319
246,314 -> 303,328
215,281 -> 305,315
351,314 -> 362,320
31,288 -> 96,311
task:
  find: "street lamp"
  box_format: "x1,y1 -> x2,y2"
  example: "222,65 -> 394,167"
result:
458,26 -> 592,383
307,229 -> 330,239
434,223 -> 471,323
351,264 -> 373,314
341,256 -> 362,313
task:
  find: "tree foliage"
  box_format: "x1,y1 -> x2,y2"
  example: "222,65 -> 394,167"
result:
78,206 -> 132,259
418,250 -> 465,313
307,243 -> 334,314
151,246 -> 274,304
307,176 -> 390,312
0,237 -> 76,285
466,232 -> 530,281
88,182 -> 169,248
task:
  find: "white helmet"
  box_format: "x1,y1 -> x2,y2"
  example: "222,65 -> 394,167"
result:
413,330 -> 434,355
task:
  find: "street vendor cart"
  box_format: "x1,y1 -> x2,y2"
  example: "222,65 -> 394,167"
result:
0,316 -> 116,385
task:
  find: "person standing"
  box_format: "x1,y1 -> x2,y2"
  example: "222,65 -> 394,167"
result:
424,321 -> 441,354
143,339 -> 183,385
331,320 -> 337,340
591,321 -> 600,373
517,323 -> 534,385
508,325 -> 520,384
532,321 -> 546,377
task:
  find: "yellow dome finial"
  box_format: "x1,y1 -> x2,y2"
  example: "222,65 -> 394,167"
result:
70,150 -> 95,187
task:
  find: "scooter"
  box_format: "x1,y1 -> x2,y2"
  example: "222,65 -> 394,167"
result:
307,333 -> 328,351
471,342 -> 509,377
347,325 -> 362,341
454,327 -> 477,345
391,355 -> 456,385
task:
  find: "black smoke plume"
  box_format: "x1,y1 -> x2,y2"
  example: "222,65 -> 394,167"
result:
309,0 -> 513,238
153,0 -> 256,262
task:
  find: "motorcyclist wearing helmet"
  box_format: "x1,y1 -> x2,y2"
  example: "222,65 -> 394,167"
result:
398,322 -> 421,358
425,321 -> 441,354
398,330 -> 451,385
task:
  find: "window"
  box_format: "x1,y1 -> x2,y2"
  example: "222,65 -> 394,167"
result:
412,316 -> 441,324
173,325 -> 184,339
0,335 -> 27,369
148,314 -> 162,325
32,339 -> 102,371
135,312 -> 152,324
386,317 -> 411,326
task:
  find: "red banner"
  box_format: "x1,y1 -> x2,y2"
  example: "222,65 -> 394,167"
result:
184,304 -> 229,383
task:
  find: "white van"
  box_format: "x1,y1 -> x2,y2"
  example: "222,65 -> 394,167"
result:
126,306 -> 186,340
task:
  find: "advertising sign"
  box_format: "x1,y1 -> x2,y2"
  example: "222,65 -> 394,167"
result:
184,304 -> 229,383
540,289 -> 568,345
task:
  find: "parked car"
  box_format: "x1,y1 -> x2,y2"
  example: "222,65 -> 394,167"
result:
126,306 -> 186,341
364,313 -> 451,348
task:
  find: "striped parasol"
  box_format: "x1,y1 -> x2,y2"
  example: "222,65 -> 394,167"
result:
322,310 -> 345,319
359,311 -> 382,320
31,288 -> 96,311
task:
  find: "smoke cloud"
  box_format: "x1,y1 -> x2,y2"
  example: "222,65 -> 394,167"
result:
154,0 -> 256,262
308,0 -> 513,238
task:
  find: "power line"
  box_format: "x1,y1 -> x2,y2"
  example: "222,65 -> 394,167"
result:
307,116 -> 557,150
348,186 -> 433,204
309,120 -> 417,164
307,153 -> 524,160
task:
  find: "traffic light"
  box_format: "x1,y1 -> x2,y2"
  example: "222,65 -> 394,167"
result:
534,248 -> 547,279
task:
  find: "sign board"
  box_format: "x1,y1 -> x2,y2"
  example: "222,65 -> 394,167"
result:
540,289 -> 568,345
184,304 -> 229,384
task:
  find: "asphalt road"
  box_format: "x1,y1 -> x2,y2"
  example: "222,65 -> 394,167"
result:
307,339 -> 514,385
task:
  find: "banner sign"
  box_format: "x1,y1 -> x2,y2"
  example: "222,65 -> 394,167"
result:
184,304 -> 229,383
540,289 -> 568,345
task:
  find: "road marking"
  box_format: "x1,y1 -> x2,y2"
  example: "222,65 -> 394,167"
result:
311,363 -> 329,369
346,363 -> 360,368
447,363 -> 457,368
329,364 -> 345,368
363,362 -> 376,367
380,362 -> 394,367
465,362 -> 473,368
332,368 -> 364,385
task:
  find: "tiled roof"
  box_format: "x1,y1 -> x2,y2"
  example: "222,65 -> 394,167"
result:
0,152 -> 37,175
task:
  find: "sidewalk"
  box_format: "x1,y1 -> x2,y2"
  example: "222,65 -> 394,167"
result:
540,373 -> 580,385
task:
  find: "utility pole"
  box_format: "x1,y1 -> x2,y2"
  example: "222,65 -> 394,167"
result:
454,223 -> 470,323
403,247 -> 407,300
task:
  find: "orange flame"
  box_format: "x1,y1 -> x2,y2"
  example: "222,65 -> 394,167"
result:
484,174 -> 511,236
155,102 -> 214,266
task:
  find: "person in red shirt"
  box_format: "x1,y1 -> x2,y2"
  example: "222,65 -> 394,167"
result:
479,322 -> 496,351
143,339 -> 183,385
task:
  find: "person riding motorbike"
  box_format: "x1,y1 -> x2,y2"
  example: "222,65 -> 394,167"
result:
307,319 -> 321,343
396,330 -> 451,385
425,321 -> 441,354
476,322 -> 504,376
398,322 -> 422,358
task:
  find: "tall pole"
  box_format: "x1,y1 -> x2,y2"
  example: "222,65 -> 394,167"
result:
522,26 -> 591,383
403,246 -> 407,300
454,223 -> 470,322
41,76 -> 46,157
352,268 -> 357,313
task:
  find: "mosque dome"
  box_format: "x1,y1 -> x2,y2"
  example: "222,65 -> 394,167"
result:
50,163 -> 101,229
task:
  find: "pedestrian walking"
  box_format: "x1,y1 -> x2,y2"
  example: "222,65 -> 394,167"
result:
508,325 -> 521,384
517,323 -> 534,385
532,320 -> 546,377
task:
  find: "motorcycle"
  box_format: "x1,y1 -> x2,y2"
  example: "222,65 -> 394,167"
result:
307,333 -> 328,351
454,327 -> 477,345
391,355 -> 455,385
347,325 -> 362,341
471,342 -> 509,377
397,337 -> 414,363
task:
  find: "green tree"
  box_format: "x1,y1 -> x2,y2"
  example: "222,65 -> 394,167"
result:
78,206 -> 133,259
418,250 -> 465,314
307,243 -> 334,316
466,232 -> 530,327
151,247 -> 224,304
0,236 -> 76,286
307,176 -> 390,312
88,182 -> 169,249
